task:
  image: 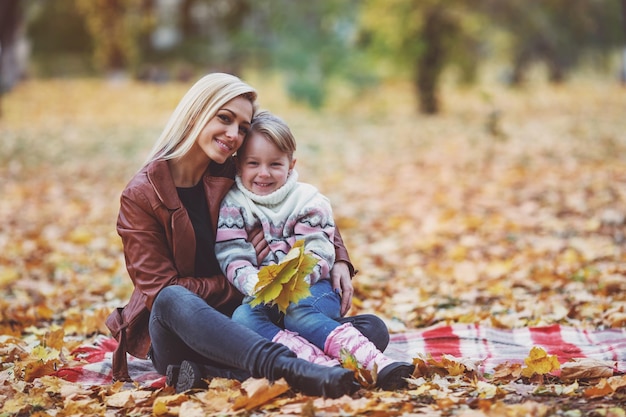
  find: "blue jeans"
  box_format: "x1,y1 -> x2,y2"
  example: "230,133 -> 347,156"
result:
149,284 -> 390,379
149,285 -> 289,380
232,279 -> 388,351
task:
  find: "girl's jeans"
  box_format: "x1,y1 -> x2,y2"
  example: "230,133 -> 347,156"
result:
232,279 -> 387,350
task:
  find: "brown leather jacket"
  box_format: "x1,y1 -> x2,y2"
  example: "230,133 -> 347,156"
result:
106,158 -> 353,381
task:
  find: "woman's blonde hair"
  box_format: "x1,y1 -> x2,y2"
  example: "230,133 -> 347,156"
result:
145,73 -> 258,165
241,110 -> 296,159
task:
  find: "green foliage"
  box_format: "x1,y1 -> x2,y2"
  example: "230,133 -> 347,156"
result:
27,0 -> 91,55
360,0 -> 485,113
74,0 -> 155,74
25,0 -> 94,76
249,0 -> 371,108
480,0 -> 625,84
21,0 -> 626,109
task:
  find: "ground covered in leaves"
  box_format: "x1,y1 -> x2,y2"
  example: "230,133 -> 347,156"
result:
1,75 -> 625,416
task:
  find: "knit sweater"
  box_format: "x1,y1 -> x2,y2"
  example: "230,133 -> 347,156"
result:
215,170 -> 336,296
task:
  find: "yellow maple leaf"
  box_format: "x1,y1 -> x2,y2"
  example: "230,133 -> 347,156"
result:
339,348 -> 375,388
521,346 -> 560,378
43,327 -> 65,350
276,253 -> 317,306
20,358 -> 59,382
250,240 -> 314,313
439,356 -> 467,376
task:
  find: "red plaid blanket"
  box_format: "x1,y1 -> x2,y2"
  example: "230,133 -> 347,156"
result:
385,323 -> 626,373
55,337 -> 165,388
55,324 -> 626,387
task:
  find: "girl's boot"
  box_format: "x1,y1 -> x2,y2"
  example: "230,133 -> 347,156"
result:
324,323 -> 414,390
273,329 -> 341,367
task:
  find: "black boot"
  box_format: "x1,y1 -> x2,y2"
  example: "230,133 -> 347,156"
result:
376,362 -> 415,391
174,360 -> 207,392
166,360 -> 251,393
270,354 -> 359,398
165,364 -> 181,388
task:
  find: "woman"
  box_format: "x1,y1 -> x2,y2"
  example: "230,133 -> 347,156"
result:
106,73 -> 389,396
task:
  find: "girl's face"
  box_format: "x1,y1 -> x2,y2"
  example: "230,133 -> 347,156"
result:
196,96 -> 253,164
238,132 -> 296,195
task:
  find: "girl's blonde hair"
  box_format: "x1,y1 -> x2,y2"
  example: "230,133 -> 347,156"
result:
145,73 -> 258,165
242,110 -> 296,159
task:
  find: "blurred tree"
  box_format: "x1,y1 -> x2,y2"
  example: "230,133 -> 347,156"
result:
169,0 -> 366,108
0,0 -> 19,117
480,0 -> 624,85
27,0 -> 92,76
75,0 -> 155,76
0,0 -> 25,93
254,0 -> 369,108
620,0 -> 626,85
174,0 -> 253,74
359,0 -> 483,114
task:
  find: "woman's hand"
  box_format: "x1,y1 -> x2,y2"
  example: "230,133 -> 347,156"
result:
331,261 -> 353,316
249,226 -> 270,264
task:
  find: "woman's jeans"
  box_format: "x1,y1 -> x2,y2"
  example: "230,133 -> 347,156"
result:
149,284 -> 389,379
232,279 -> 389,351
149,285 -> 281,379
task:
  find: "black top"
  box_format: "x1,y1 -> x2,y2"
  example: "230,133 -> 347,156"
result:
177,181 -> 220,277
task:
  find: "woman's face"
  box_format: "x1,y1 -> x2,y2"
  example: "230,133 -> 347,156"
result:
196,96 -> 254,164
238,132 -> 295,196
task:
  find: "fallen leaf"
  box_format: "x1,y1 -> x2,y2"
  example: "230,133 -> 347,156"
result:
560,358 -> 615,381
105,390 -> 153,408
584,378 -> 615,398
233,378 -> 290,410
521,347 -> 560,378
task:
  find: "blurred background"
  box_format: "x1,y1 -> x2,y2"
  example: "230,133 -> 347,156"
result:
2,0 -> 626,114
1,0 -> 625,335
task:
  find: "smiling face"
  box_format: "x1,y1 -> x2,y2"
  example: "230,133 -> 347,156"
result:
237,131 -> 296,195
195,96 -> 254,164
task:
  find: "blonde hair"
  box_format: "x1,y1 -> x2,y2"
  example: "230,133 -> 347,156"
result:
241,110 -> 296,159
145,73 -> 258,165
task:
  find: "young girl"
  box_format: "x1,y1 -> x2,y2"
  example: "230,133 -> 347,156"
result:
215,111 -> 414,390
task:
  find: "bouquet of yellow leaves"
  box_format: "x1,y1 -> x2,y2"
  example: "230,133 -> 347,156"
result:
249,240 -> 317,314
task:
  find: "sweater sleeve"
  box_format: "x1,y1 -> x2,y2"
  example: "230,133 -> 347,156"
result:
293,192 -> 336,285
215,197 -> 261,296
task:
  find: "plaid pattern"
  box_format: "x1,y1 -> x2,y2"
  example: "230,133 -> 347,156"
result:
54,336 -> 165,387
55,324 -> 626,387
385,323 -> 626,373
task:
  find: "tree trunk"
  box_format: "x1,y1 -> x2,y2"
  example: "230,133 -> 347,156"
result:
621,0 -> 626,84
0,0 -> 24,117
415,6 -> 452,114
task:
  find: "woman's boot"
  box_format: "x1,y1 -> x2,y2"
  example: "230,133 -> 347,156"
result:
324,323 -> 414,390
273,330 -> 340,367
269,351 -> 358,398
170,348 -> 357,398
166,360 -> 251,392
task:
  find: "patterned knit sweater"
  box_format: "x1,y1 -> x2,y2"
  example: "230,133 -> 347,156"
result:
215,170 -> 336,297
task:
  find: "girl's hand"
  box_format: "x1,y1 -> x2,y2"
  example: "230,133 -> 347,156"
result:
331,261 -> 353,316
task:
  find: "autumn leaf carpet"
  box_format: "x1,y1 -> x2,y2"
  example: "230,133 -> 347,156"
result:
53,324 -> 626,387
